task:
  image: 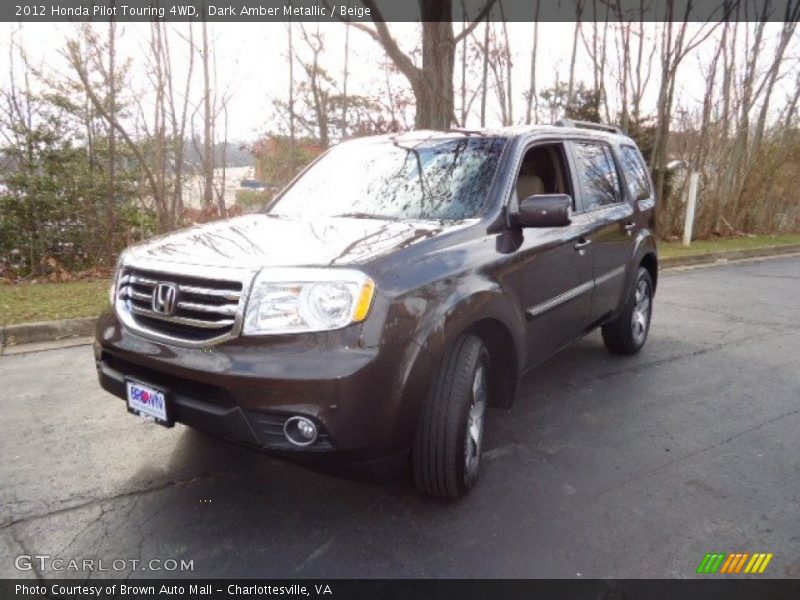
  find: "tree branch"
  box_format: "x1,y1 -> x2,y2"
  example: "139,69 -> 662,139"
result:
322,0 -> 419,86
65,41 -> 161,206
454,0 -> 500,45
357,0 -> 420,85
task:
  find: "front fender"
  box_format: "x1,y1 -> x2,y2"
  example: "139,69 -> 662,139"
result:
397,269 -> 526,373
369,272 -> 526,447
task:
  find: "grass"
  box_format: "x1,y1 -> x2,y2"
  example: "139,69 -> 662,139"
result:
659,233 -> 800,259
0,279 -> 110,326
1,233 -> 799,326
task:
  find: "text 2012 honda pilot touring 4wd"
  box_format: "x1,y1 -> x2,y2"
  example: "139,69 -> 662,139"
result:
96,120 -> 657,498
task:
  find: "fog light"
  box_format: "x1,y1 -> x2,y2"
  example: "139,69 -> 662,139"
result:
284,416 -> 318,446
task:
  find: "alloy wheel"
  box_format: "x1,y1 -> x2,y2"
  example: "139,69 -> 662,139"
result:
631,277 -> 651,346
464,363 -> 487,479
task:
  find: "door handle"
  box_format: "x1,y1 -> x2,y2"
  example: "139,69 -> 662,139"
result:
574,239 -> 592,252
623,222 -> 636,234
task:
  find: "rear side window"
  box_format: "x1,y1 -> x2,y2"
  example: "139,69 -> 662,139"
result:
572,142 -> 621,210
619,145 -> 652,200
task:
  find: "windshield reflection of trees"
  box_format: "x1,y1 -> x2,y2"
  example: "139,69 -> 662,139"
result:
380,137 -> 503,219
272,137 -> 506,222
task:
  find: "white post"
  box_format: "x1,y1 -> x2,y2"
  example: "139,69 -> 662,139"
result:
683,172 -> 700,247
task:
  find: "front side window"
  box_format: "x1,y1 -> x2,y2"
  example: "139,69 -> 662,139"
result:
620,144 -> 652,201
270,136 -> 506,221
573,142 -> 622,211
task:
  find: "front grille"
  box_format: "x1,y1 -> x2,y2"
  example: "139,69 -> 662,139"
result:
118,266 -> 245,343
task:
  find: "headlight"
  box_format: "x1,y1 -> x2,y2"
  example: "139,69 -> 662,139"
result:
243,268 -> 375,335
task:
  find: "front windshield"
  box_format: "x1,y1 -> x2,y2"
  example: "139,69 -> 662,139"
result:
270,136 -> 506,221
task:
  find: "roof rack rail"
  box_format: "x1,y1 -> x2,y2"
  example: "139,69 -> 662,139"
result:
554,119 -> 623,135
443,128 -> 485,136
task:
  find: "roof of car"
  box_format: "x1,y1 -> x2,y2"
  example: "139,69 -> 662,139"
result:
354,122 -> 633,147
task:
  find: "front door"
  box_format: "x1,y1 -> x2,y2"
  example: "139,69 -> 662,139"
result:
513,143 -> 595,367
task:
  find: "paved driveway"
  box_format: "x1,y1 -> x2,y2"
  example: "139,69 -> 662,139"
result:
2,256 -> 799,579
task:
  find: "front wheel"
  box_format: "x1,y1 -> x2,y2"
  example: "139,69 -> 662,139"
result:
412,334 -> 489,499
602,266 -> 653,355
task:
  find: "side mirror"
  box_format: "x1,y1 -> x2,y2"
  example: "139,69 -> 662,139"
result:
515,194 -> 572,228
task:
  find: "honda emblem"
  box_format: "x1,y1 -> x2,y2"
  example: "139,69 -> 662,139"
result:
152,283 -> 178,315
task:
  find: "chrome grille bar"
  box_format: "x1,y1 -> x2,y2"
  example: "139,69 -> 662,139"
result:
178,285 -> 240,301
176,301 -> 238,316
116,265 -> 249,345
129,306 -> 235,329
122,288 -> 151,302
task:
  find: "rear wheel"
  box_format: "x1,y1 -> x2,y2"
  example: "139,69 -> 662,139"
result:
412,334 -> 489,499
602,266 -> 653,355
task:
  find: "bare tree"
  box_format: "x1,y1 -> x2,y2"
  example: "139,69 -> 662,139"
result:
650,2 -> 724,226
752,2 -> 799,153
201,19 -> 214,209
297,24 -> 333,148
106,13 -> 117,255
341,18 -> 350,137
458,0 -> 468,126
566,0 -> 585,112
67,39 -> 165,229
347,0 -> 498,129
525,0 -> 541,124
163,23 -> 196,219
581,0 -> 611,121
67,21 -> 202,232
480,19 -> 490,127
483,19 -> 513,126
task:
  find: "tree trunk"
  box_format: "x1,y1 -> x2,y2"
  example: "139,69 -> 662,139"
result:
106,15 -> 117,259
525,0 -> 540,124
414,21 -> 455,129
201,20 -> 214,209
359,0 -> 497,130
499,1 -> 512,125
287,21 -> 296,172
480,20 -> 489,127
566,1 -> 583,111
342,20 -> 350,138
753,18 -> 797,154
459,0 -> 467,126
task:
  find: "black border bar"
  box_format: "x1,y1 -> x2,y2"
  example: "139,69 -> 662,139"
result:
3,0 -> 799,23
3,579 -> 800,600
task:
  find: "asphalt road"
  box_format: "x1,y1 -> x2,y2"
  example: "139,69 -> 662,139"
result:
2,256 -> 799,579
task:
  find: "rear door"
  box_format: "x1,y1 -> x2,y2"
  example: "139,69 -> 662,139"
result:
568,140 -> 636,325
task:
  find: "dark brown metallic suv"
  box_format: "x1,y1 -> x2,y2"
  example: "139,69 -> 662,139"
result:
95,120 -> 658,498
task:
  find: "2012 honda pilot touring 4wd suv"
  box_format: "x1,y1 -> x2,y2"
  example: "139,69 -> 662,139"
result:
96,120 -> 658,498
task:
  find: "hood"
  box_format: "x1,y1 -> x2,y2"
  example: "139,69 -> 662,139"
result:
126,214 -> 456,270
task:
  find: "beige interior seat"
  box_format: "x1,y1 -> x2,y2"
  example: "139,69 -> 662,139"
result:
517,174 -> 545,200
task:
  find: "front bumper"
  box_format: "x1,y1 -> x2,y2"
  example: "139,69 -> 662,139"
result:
94,310 -> 434,462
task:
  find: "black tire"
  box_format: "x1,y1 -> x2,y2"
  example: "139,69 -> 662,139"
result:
602,266 -> 653,356
412,334 -> 489,499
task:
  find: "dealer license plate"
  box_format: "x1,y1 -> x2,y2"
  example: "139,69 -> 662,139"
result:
126,379 -> 170,426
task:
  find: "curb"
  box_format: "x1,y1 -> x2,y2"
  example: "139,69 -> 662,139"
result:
1,316 -> 97,349
1,244 -> 798,352
660,243 -> 800,269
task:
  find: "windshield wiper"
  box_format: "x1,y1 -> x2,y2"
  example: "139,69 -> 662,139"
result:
332,212 -> 398,220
